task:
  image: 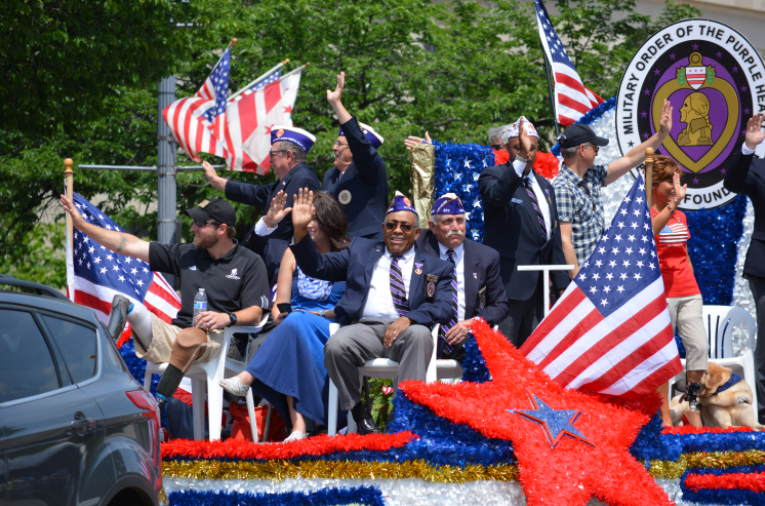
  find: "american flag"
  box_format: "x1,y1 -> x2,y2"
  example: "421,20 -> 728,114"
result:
521,174 -> 682,396
229,67 -> 282,103
534,0 -> 604,126
658,221 -> 689,245
163,44 -> 234,166
65,192 -> 181,346
224,66 -> 303,174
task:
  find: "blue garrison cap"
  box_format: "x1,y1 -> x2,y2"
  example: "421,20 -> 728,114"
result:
338,121 -> 385,149
386,191 -> 418,216
271,125 -> 316,153
431,193 -> 465,216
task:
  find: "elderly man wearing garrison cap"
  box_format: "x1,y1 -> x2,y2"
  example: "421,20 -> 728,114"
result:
322,72 -> 389,241
479,117 -> 570,347
202,126 -> 321,283
289,190 -> 453,435
415,193 -> 509,360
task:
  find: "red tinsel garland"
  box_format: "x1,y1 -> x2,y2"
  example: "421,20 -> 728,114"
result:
685,472 -> 765,493
533,152 -> 560,180
161,431 -> 417,460
398,318 -> 672,506
493,148 -> 510,166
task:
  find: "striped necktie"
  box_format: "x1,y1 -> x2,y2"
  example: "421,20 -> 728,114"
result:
439,249 -> 459,355
390,256 -> 409,316
523,176 -> 548,241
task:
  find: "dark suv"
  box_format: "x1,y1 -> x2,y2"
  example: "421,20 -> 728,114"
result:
0,275 -> 166,506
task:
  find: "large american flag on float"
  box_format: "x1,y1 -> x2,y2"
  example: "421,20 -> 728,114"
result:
534,0 -> 604,126
65,192 -> 181,345
163,45 -> 233,166
224,66 -> 303,174
521,174 -> 682,396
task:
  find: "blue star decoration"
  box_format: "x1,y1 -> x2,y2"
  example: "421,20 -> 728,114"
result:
509,394 -> 592,449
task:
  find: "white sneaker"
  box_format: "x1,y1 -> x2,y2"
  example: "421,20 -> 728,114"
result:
219,377 -> 249,397
283,430 -> 308,443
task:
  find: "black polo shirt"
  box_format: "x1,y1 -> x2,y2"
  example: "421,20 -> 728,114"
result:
149,240 -> 270,328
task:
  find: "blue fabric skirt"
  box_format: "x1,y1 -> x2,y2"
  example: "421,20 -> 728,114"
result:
245,310 -> 340,428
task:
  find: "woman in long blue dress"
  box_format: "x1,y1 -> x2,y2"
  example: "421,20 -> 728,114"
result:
220,192 -> 349,442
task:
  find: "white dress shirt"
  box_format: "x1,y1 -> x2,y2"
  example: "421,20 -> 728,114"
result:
254,216 -> 278,237
512,160 -> 552,236
742,141 -> 757,155
437,242 -> 466,321
361,247 -> 416,320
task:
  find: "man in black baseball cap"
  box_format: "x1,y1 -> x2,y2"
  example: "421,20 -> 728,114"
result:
553,99 -> 674,279
61,194 -> 270,412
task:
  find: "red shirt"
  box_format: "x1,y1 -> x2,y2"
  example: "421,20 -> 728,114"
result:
651,208 -> 700,298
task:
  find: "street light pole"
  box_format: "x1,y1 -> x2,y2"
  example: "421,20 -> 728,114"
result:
157,75 -> 178,287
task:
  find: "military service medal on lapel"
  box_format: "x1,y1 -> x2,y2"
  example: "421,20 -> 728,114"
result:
616,19 -> 765,210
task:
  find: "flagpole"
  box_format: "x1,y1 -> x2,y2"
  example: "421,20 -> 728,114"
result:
64,158 -> 74,250
543,53 -> 560,138
229,59 -> 291,102
645,147 -> 654,208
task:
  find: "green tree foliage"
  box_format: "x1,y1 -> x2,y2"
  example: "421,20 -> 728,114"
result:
0,0 -> 700,286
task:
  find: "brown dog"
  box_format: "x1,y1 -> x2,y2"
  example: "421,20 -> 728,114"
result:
669,363 -> 763,429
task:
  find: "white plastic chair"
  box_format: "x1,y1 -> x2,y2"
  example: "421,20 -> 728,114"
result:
143,315 -> 269,441
668,305 -> 757,409
328,323 -> 452,435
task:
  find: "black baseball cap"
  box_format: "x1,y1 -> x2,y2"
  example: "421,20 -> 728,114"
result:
185,198 -> 237,227
559,124 -> 609,148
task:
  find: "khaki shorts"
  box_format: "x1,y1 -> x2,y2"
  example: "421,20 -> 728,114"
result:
133,314 -> 223,369
667,294 -> 708,372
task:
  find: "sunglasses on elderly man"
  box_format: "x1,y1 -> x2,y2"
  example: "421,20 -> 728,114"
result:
193,219 -> 221,228
384,221 -> 414,232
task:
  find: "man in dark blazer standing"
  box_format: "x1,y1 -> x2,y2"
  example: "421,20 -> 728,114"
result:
416,193 -> 509,360
479,117 -> 569,347
724,111 -> 765,423
202,126 -> 321,281
322,72 -> 389,241
290,190 -> 453,434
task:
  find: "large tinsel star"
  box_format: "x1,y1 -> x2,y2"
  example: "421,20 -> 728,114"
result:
398,319 -> 671,506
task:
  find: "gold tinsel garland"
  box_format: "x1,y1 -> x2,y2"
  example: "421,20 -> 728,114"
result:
162,459 -> 520,483
162,450 -> 765,483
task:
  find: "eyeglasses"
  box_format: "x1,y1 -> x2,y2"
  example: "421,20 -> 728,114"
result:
268,149 -> 287,158
193,219 -> 221,228
334,141 -> 349,148
490,144 -> 502,150
384,221 -> 414,232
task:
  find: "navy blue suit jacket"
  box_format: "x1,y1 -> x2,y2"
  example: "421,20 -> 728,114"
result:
479,163 -> 569,301
415,230 -> 509,326
725,151 -> 765,279
290,237 -> 454,327
225,162 -> 320,276
322,116 -> 388,241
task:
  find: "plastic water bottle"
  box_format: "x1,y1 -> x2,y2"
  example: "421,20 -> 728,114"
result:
192,288 -> 207,327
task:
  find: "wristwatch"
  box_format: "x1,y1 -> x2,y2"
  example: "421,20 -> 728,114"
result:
318,310 -> 326,318
226,312 -> 238,326
514,153 -> 530,164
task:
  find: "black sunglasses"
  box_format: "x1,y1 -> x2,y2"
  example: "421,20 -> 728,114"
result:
268,149 -> 288,158
384,221 -> 414,232
194,219 -> 221,228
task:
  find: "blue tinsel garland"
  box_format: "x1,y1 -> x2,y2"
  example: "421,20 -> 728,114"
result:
630,414 -> 684,463
461,337 -> 491,383
680,465 -> 765,506
168,486 -> 385,506
120,338 -> 166,427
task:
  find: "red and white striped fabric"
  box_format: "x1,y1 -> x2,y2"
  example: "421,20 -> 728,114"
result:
534,0 -> 604,126
520,174 -> 681,396
225,67 -> 303,174
65,191 -> 181,346
163,96 -> 232,164
658,221 -> 689,245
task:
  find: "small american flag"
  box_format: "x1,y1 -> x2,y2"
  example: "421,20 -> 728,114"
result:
229,68 -> 282,103
65,192 -> 181,347
163,44 -> 234,166
658,222 -> 689,245
521,174 -> 682,396
534,0 -> 604,126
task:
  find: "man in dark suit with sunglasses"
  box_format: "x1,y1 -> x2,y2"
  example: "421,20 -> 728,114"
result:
290,190 -> 453,435
202,126 -> 321,283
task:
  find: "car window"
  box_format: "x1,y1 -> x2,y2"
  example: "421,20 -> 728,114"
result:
42,316 -> 97,384
0,309 -> 60,404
